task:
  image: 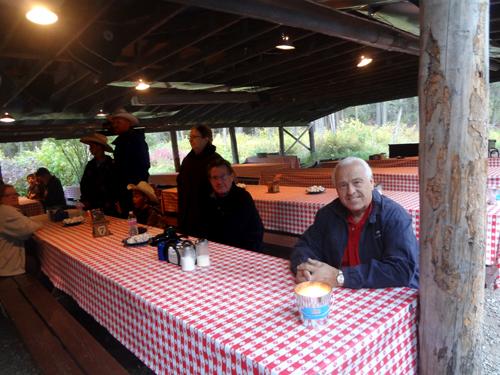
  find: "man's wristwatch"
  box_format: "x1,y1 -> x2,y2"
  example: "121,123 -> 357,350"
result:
337,269 -> 344,287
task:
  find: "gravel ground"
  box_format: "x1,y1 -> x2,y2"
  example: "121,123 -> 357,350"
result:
483,284 -> 500,374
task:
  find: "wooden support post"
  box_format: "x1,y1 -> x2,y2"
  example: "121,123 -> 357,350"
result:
419,1 -> 488,374
169,129 -> 181,172
279,126 -> 285,155
308,124 -> 315,155
229,126 -> 239,164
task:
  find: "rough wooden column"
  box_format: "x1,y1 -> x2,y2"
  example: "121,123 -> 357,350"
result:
308,125 -> 315,155
419,1 -> 488,374
279,126 -> 285,155
229,126 -> 239,164
169,129 -> 181,172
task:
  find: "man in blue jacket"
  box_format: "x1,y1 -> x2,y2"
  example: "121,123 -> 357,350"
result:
107,110 -> 150,217
290,157 -> 419,289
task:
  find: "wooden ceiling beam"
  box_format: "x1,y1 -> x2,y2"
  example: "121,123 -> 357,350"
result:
167,0 -> 420,54
274,56 -> 417,98
236,43 -> 368,87
0,0 -> 117,108
218,37 -> 353,84
176,29 -> 314,84
75,13 -> 241,111
144,20 -> 281,86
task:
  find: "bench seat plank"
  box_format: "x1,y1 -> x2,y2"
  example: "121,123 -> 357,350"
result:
0,288 -> 84,375
21,283 -> 129,375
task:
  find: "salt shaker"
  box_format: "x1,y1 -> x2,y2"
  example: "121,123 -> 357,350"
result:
180,241 -> 196,271
195,238 -> 210,267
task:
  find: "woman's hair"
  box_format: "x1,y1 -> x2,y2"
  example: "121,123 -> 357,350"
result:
0,184 -> 14,203
192,125 -> 213,143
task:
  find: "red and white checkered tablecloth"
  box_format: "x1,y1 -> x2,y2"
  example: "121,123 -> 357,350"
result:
18,197 -> 44,216
489,158 -> 500,168
321,157 -> 420,169
260,168 -> 337,188
30,212 -> 418,375
260,167 -> 500,193
245,155 -> 300,168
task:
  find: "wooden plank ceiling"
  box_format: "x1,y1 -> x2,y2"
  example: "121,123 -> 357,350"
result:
1,0 -> 500,142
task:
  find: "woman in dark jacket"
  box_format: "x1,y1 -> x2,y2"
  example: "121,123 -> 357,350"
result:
177,125 -> 221,236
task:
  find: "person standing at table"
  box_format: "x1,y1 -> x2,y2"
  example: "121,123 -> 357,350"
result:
0,184 -> 43,276
35,167 -> 66,211
177,125 -> 221,236
201,158 -> 264,252
107,110 -> 150,218
79,133 -> 116,216
290,157 -> 419,289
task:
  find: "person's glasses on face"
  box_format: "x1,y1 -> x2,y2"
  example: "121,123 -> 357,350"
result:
4,193 -> 19,198
189,135 -> 203,140
210,174 -> 229,182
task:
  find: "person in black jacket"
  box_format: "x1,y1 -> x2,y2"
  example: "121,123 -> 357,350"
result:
79,133 -> 116,216
177,125 -> 221,236
35,167 -> 66,210
201,158 -> 264,253
107,110 -> 150,218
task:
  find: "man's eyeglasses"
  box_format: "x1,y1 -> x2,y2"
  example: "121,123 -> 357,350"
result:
189,135 -> 203,140
4,193 -> 19,198
210,174 -> 229,182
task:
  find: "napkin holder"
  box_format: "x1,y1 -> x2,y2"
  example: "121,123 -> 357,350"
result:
92,220 -> 110,238
267,174 -> 281,193
151,226 -> 187,264
48,209 -> 69,222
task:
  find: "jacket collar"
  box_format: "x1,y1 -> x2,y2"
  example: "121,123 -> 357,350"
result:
187,143 -> 217,160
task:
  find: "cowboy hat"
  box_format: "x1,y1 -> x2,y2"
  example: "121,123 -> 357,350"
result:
127,181 -> 158,204
80,133 -> 114,153
106,109 -> 139,126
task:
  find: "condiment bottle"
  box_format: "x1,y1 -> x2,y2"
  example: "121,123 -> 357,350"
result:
180,241 -> 196,271
195,238 -> 210,267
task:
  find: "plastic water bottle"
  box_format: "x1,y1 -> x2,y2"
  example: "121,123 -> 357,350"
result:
76,199 -> 84,216
127,211 -> 138,236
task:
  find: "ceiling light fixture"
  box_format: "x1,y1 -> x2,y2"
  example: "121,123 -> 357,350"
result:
276,34 -> 295,50
0,112 -> 15,123
135,79 -> 150,90
26,7 -> 58,25
357,55 -> 372,67
96,109 -> 106,117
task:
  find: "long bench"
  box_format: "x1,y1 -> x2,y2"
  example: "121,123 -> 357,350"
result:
0,274 -> 128,375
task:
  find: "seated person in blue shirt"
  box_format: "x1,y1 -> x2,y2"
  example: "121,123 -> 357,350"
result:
201,158 -> 264,253
290,157 -> 419,289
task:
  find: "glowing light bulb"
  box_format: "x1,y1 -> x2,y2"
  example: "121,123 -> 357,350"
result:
27,7 -> 58,25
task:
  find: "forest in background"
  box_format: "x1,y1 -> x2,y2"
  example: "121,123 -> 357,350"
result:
2,82 -> 500,197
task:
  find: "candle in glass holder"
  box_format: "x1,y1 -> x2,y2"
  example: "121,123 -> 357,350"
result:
294,281 -> 333,329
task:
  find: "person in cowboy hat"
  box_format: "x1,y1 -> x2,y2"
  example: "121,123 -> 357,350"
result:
126,181 -> 166,229
79,133 -> 116,215
106,109 -> 150,218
